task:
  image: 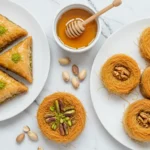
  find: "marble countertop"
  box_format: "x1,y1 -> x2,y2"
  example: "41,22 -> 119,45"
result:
1,0 -> 150,149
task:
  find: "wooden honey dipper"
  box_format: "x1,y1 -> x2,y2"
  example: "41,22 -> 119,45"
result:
65,0 -> 122,39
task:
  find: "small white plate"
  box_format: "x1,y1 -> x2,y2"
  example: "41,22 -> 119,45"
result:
90,18 -> 150,150
0,1 -> 50,121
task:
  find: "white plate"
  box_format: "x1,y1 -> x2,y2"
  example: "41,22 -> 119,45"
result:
90,18 -> 150,150
0,1 -> 50,121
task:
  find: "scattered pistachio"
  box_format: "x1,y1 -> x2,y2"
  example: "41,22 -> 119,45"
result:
59,57 -> 71,65
72,64 -> 79,76
38,147 -> 44,150
16,133 -> 25,143
23,126 -> 30,133
55,100 -> 60,113
59,123 -> 65,136
62,71 -> 70,82
78,69 -> 87,81
71,77 -> 80,89
27,131 -> 38,141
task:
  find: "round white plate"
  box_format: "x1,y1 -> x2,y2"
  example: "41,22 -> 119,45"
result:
0,1 -> 50,121
90,18 -> 150,150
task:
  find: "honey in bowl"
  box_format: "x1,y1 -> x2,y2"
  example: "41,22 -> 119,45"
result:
57,9 -> 98,49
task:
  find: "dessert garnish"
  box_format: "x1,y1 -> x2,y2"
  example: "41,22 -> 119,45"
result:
0,25 -> 7,35
137,111 -> 150,128
113,65 -> 130,81
0,80 -> 6,90
11,53 -> 21,63
44,99 -> 76,136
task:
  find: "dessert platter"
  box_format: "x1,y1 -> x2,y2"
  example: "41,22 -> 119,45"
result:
0,1 -> 50,121
2,0 -> 150,149
90,18 -> 150,150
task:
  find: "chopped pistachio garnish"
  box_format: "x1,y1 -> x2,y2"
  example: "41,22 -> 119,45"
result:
50,106 -> 55,112
11,53 -> 21,63
0,81 -> 6,90
44,99 -> 76,136
0,25 -> 7,36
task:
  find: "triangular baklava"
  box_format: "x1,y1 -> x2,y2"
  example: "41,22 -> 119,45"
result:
0,70 -> 28,104
0,36 -> 33,83
0,14 -> 28,50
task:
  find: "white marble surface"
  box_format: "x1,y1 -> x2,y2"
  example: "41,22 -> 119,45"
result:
0,0 -> 150,150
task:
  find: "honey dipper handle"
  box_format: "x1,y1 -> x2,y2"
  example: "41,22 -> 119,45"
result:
83,0 -> 122,26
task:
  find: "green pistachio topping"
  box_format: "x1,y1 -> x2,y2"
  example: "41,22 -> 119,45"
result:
44,99 -> 76,135
0,26 -> 7,36
0,81 -> 6,90
50,106 -> 55,112
11,53 -> 21,63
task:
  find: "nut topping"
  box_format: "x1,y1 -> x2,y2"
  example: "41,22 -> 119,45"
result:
113,65 -> 130,81
44,99 -> 76,136
137,111 -> 150,128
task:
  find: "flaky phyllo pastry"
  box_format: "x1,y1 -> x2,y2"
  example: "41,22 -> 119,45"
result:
0,70 -> 28,103
0,37 -> 33,83
0,14 -> 27,50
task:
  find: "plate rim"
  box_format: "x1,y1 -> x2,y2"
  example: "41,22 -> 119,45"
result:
90,17 -> 150,150
0,0 -> 50,121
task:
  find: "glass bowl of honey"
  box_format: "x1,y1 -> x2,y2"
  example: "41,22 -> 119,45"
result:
53,3 -> 101,53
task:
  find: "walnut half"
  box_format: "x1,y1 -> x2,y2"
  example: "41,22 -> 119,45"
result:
137,111 -> 150,128
113,65 -> 130,81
